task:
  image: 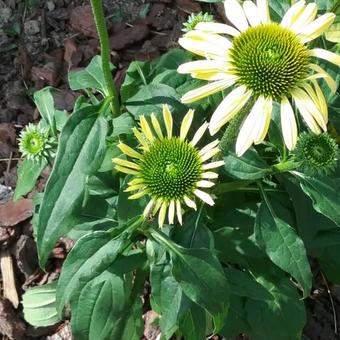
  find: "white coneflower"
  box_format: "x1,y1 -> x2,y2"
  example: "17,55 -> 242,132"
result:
113,105 -> 224,227
178,0 -> 339,156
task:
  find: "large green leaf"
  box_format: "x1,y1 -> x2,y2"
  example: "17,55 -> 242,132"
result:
294,172 -> 340,227
255,201 -> 312,297
68,55 -> 114,96
223,149 -> 271,180
22,281 -> 60,327
246,276 -> 306,340
14,158 -> 47,201
56,230 -> 128,314
179,303 -> 206,340
37,104 -> 108,267
170,246 -> 230,315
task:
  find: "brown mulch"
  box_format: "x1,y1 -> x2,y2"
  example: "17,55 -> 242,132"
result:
0,0 -> 339,339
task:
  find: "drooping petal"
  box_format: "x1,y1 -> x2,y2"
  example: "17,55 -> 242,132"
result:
281,0 -> 306,28
143,199 -> 155,218
236,96 -> 265,156
292,89 -> 322,133
163,104 -> 173,138
125,184 -> 145,192
224,0 -> 249,32
132,128 -> 149,150
200,148 -> 220,162
254,97 -> 272,144
199,139 -> 220,156
191,122 -> 209,146
129,190 -> 148,200
151,113 -> 163,139
308,63 -> 337,93
128,177 -> 144,186
298,13 -> 336,43
180,109 -> 194,140
117,142 -> 143,159
209,86 -> 252,135
158,202 -> 168,228
194,189 -> 215,206
168,201 -> 175,224
195,22 -> 240,36
183,196 -> 197,210
280,97 -> 297,150
176,200 -> 183,225
181,78 -> 236,104
256,0 -> 270,23
309,48 -> 340,67
309,80 -> 328,122
243,1 -> 262,27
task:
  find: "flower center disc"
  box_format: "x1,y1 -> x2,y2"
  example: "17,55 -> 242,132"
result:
140,138 -> 202,200
24,133 -> 45,155
230,23 -> 310,99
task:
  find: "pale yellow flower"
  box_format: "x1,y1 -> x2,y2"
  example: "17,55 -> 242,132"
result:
113,105 -> 224,227
178,0 -> 339,156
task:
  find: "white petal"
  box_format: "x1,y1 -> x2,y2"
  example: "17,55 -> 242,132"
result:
202,171 -> 219,179
298,13 -> 336,43
289,3 -> 317,33
113,158 -> 140,170
280,97 -> 297,150
168,201 -> 175,224
197,180 -> 215,188
209,86 -> 252,135
177,60 -> 229,74
199,139 -> 220,156
117,143 -> 142,159
309,80 -> 328,123
181,78 -> 236,104
191,122 -> 209,146
281,0 -> 306,28
163,104 -> 173,138
243,1 -> 262,27
195,22 -> 240,36
194,189 -> 215,206
151,113 -> 163,139
140,115 -> 155,142
291,90 -> 322,133
143,199 -> 155,218
176,201 -> 182,225
256,0 -> 270,23
180,109 -> 194,140
224,0 -> 249,32
183,196 -> 197,210
308,63 -> 337,93
202,160 -> 225,170
200,148 -> 220,162
309,48 -> 340,67
236,96 -> 266,156
158,202 -> 167,228
254,97 -> 272,144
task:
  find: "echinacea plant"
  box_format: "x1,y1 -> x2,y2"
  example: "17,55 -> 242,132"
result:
19,1 -> 340,339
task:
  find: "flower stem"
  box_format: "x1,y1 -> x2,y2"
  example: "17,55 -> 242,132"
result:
90,0 -> 120,117
272,160 -> 297,173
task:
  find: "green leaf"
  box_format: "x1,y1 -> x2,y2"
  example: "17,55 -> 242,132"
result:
14,158 -> 47,200
268,0 -> 290,21
37,103 -> 108,267
22,281 -> 60,327
224,268 -> 272,301
68,55 -> 114,96
153,48 -> 192,71
223,149 -> 271,180
170,246 -> 230,315
71,269 -> 143,340
125,83 -> 180,117
33,87 -> 58,135
295,172 -> 340,227
179,303 -> 206,340
255,200 -> 312,297
245,276 -> 306,340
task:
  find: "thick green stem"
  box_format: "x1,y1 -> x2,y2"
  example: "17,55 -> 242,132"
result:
90,0 -> 120,116
272,160 -> 297,173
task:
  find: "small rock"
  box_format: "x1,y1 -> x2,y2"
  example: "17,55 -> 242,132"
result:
46,0 -> 55,11
176,0 -> 202,14
0,4 -> 12,29
15,235 -> 38,279
0,198 -> 33,227
24,20 -> 40,36
0,185 -> 12,204
143,310 -> 160,340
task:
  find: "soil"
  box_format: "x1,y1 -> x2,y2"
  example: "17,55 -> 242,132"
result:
0,0 -> 339,339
